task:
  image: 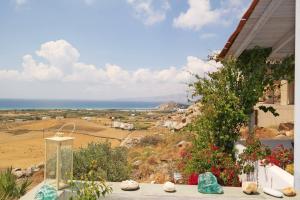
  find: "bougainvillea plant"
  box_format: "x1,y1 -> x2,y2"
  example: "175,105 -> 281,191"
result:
190,48 -> 294,152
185,47 -> 294,186
261,144 -> 293,169
238,137 -> 270,181
183,144 -> 241,186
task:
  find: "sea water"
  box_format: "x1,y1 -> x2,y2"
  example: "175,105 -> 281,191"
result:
0,99 -> 161,110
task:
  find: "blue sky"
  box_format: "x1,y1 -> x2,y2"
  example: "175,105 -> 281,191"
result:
0,0 -> 250,100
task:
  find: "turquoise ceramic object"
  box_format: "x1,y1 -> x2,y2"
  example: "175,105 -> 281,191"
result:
198,172 -> 224,194
35,184 -> 58,200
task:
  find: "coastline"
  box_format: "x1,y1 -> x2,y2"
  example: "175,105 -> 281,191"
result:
0,99 -> 163,110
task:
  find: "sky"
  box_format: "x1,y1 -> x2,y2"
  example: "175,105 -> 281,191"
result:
0,0 -> 250,101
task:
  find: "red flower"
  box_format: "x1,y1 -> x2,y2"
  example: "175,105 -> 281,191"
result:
179,149 -> 187,158
188,173 -> 199,185
210,144 -> 219,151
211,166 -> 221,177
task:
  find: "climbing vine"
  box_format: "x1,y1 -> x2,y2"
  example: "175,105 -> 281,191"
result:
186,47 -> 294,174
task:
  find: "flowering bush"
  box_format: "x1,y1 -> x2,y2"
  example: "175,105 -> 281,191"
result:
238,137 -> 270,175
239,138 -> 294,178
183,144 -> 241,186
261,144 -> 293,169
187,48 -> 295,187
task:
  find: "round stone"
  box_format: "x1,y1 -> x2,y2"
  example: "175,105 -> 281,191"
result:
163,181 -> 176,192
120,180 -> 140,191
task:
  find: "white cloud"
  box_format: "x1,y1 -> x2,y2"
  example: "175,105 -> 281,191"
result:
0,69 -> 21,80
0,54 -> 63,81
175,56 -> 221,82
220,0 -> 250,20
155,67 -> 178,82
64,63 -> 105,82
36,40 -> 80,68
173,0 -> 250,30
127,0 -> 170,25
0,39 -> 222,99
105,64 -> 130,84
173,0 -> 220,30
22,55 -> 63,81
15,0 -> 27,6
227,0 -> 243,6
132,68 -> 152,83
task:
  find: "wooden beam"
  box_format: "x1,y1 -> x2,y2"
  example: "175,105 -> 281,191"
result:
269,27 -> 295,58
233,0 -> 283,58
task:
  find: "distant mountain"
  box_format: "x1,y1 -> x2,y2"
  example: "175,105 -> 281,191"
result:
114,93 -> 188,104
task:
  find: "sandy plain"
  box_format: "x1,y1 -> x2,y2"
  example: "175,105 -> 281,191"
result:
0,118 -> 138,168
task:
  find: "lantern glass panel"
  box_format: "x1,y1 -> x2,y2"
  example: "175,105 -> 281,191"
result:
45,137 -> 73,190
61,140 -> 73,183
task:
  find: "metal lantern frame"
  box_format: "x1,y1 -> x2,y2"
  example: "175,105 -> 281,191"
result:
44,123 -> 75,190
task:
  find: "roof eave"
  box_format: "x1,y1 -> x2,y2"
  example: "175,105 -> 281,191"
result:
218,0 -> 260,59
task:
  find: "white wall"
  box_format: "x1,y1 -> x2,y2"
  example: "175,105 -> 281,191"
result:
255,104 -> 294,128
295,0 -> 300,189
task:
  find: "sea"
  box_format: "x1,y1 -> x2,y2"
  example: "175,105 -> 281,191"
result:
0,99 -> 162,110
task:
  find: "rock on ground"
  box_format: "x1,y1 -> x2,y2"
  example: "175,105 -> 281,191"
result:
278,122 -> 294,131
12,169 -> 25,178
120,180 -> 139,191
282,187 -> 296,197
120,137 -> 142,148
163,181 -> 176,192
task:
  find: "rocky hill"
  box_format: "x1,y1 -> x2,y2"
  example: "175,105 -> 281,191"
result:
157,101 -> 188,111
157,102 -> 201,130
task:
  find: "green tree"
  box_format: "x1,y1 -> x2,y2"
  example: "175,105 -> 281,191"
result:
189,47 -> 294,160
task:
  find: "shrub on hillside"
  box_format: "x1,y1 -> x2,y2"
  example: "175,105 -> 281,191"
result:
73,142 -> 130,182
139,135 -> 162,146
133,122 -> 152,130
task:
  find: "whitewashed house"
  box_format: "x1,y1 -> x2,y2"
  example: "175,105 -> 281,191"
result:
55,116 -> 64,120
41,116 -> 51,120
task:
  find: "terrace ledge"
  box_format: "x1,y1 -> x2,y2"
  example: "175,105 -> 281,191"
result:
21,181 -> 298,200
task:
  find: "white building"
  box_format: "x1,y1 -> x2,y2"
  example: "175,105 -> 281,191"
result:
41,116 -> 51,120
112,121 -> 134,130
55,116 -> 64,120
81,116 -> 93,121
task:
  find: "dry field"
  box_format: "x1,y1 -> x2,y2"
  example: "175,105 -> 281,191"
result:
0,117 -> 148,169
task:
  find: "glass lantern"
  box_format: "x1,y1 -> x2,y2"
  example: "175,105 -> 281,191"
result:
241,161 -> 258,189
44,134 -> 74,190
